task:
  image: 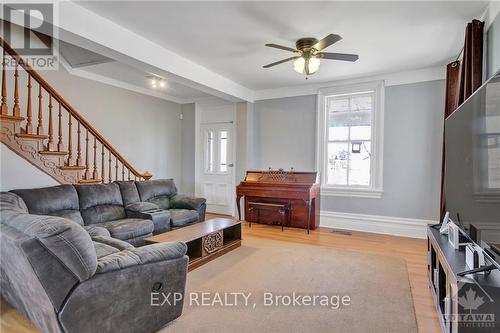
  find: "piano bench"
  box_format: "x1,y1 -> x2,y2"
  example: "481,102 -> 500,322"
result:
247,201 -> 291,231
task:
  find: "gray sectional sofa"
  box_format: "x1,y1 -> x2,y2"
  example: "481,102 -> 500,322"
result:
0,179 -> 206,333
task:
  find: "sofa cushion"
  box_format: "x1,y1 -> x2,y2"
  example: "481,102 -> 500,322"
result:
169,209 -> 199,228
135,179 -> 178,210
11,185 -> 83,225
92,236 -> 134,258
96,218 -> 154,240
115,181 -> 141,206
96,242 -> 187,274
75,183 -> 126,225
125,202 -> 159,213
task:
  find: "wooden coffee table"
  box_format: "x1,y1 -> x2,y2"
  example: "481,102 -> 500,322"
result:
145,218 -> 241,271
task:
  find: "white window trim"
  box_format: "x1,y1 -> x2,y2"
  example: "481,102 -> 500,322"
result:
316,80 -> 385,198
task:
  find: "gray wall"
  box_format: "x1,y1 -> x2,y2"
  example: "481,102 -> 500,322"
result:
487,9 -> 500,79
1,65 -> 184,191
181,103 -> 196,195
253,95 -> 316,171
252,80 -> 445,221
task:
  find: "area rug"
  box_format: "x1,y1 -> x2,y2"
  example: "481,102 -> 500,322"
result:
160,237 -> 418,333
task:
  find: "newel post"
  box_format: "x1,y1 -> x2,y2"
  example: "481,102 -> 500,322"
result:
142,171 -> 153,181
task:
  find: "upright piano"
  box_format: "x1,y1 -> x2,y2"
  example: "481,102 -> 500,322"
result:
236,170 -> 320,233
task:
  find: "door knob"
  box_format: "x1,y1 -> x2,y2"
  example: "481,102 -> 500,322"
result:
228,163 -> 234,167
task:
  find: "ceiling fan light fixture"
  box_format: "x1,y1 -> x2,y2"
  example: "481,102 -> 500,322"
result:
263,33 -> 358,75
293,57 -> 306,74
293,56 -> 321,75
307,57 -> 321,74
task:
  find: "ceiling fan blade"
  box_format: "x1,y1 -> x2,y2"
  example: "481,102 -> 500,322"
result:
313,34 -> 342,51
263,56 -> 300,68
265,43 -> 299,53
318,52 -> 359,62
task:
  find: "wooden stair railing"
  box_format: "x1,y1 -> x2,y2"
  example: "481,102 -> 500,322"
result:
0,37 -> 152,184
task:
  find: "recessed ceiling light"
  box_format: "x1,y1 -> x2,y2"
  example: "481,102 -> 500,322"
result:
147,76 -> 167,89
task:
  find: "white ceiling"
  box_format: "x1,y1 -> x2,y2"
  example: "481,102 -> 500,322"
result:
79,61 -> 212,100
78,1 -> 488,90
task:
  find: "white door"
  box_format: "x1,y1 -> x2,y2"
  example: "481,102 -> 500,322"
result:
199,123 -> 234,215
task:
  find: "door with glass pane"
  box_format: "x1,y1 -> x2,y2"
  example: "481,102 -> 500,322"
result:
199,123 -> 234,215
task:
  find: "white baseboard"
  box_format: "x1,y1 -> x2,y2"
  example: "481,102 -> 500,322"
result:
320,211 -> 436,239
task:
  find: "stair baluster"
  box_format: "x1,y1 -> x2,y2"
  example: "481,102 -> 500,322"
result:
36,85 -> 44,135
115,157 -> 119,181
92,136 -> 98,179
57,103 -> 65,152
1,50 -> 7,116
76,121 -> 82,166
122,164 -> 125,181
108,150 -> 112,183
47,96 -> 55,151
12,61 -> 20,118
25,76 -> 33,134
85,128 -> 89,179
101,144 -> 105,183
67,114 -> 72,165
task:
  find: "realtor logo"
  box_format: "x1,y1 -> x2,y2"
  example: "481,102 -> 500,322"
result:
1,2 -> 58,70
2,3 -> 54,55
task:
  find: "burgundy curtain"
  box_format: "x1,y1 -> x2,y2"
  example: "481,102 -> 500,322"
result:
440,19 -> 484,220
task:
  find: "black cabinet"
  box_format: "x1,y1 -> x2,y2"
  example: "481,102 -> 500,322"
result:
427,227 -> 500,333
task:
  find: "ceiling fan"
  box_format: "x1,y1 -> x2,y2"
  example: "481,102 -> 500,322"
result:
263,34 -> 359,75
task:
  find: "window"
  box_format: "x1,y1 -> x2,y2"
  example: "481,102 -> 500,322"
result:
205,131 -> 214,173
317,81 -> 384,198
219,130 -> 228,172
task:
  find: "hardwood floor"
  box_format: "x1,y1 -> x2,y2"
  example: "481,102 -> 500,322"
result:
0,215 -> 441,333
237,220 -> 441,333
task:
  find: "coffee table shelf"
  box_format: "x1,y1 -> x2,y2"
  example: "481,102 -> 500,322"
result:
145,218 -> 242,271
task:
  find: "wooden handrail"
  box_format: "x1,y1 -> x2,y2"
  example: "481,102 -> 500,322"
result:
0,37 -> 152,180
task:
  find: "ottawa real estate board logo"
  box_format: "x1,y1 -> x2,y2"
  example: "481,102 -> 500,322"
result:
451,279 -> 496,330
1,3 -> 58,70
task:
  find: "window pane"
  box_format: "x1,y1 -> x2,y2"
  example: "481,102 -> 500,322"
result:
206,131 -> 214,173
350,94 -> 373,111
328,97 -> 349,113
328,111 -> 350,140
350,124 -> 371,140
349,141 -> 371,186
219,131 -> 227,172
327,142 -> 349,185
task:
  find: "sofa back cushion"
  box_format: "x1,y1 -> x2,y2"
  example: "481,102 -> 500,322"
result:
115,181 -> 141,206
75,183 -> 126,225
135,179 -> 178,210
11,184 -> 84,225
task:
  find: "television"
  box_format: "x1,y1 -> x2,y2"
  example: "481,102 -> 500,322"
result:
444,69 -> 500,270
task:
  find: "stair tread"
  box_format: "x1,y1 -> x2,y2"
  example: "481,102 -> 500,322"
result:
1,115 -> 25,121
60,165 -> 86,170
16,133 -> 49,140
39,150 -> 68,156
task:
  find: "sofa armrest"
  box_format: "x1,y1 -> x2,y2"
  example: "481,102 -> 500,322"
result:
83,225 -> 111,238
96,242 -> 187,274
125,202 -> 159,214
170,195 -> 206,210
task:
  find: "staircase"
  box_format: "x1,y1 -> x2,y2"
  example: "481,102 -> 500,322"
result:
0,38 -> 152,184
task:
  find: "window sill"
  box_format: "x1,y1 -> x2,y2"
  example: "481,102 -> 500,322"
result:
320,187 -> 383,198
